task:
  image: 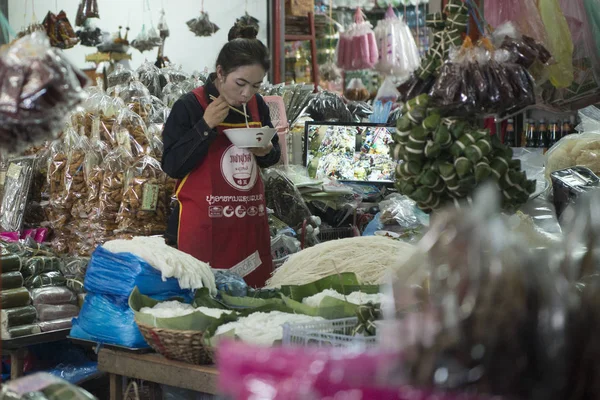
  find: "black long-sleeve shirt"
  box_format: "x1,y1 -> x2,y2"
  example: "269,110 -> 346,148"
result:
161,77 -> 280,179
161,76 -> 280,244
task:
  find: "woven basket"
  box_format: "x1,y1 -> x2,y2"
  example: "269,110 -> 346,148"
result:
137,322 -> 214,365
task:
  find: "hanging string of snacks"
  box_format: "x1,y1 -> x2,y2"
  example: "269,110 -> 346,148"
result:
157,9 -> 169,39
187,0 -> 219,37
75,0 -> 99,27
42,10 -> 79,49
336,7 -> 379,71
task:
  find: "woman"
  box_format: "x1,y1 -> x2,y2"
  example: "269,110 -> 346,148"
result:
161,31 -> 280,287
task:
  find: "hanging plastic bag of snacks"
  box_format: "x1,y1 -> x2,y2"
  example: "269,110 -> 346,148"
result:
76,18 -> 102,47
116,155 -> 169,236
492,22 -> 553,69
157,8 -> 170,38
539,0 -> 574,88
0,32 -> 87,154
75,0 -> 99,27
344,78 -> 370,102
336,8 -> 378,71
43,11 -> 80,49
374,5 -> 420,79
187,5 -> 220,38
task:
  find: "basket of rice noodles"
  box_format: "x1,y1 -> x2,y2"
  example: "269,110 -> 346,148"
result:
129,287 -> 233,365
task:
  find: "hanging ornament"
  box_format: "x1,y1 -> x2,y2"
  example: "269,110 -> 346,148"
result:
76,18 -> 102,47
75,0 -> 99,27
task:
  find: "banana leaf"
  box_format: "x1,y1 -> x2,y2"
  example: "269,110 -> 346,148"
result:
129,287 -> 228,331
219,292 -> 287,310
279,273 -> 380,302
193,287 -> 230,309
281,295 -> 362,319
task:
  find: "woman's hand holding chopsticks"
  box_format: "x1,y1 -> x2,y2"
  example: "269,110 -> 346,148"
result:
203,95 -> 230,129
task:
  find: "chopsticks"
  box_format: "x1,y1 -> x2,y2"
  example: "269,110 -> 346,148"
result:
209,94 -> 249,118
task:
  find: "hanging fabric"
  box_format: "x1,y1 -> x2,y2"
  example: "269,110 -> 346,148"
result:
374,5 -> 420,80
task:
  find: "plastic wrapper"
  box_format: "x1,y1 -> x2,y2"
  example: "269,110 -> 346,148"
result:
136,62 -> 163,98
344,78 -> 370,102
107,64 -> 136,88
158,8 -> 169,38
305,91 -> 352,122
76,18 -> 102,47
187,11 -> 220,37
264,168 -> 314,231
0,32 -> 87,153
397,74 -> 436,103
129,95 -> 169,128
31,287 -> 77,306
1,373 -> 96,399
2,272 -> 24,290
550,166 -> 600,219
374,6 -> 420,78
0,156 -> 36,232
0,254 -> 23,272
379,194 -> 420,228
539,0 -> 575,88
1,288 -> 32,309
545,132 -> 600,181
35,304 -> 79,322
115,155 -> 168,235
336,8 -> 379,71
162,82 -> 186,108
429,41 -> 536,117
3,324 -> 41,339
22,256 -> 61,277
109,79 -> 152,104
1,306 -> 37,329
61,135 -> 94,215
485,0 -> 551,48
84,245 -> 191,299
76,88 -> 126,146
111,107 -> 153,157
346,101 -> 373,123
25,271 -> 67,289
75,0 -> 99,27
131,24 -> 161,52
384,186 -> 568,399
70,292 -> 148,348
39,318 -> 73,333
43,10 -> 79,49
214,270 -> 248,297
492,22 -> 553,69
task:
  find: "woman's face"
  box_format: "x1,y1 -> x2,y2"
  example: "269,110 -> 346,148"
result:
217,64 -> 266,107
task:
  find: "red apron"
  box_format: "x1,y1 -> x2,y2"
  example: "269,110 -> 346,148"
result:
175,86 -> 273,287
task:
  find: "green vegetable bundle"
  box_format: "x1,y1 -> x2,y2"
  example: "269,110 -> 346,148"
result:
392,94 -> 536,211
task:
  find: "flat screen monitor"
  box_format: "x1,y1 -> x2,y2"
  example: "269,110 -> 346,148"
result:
304,122 -> 397,183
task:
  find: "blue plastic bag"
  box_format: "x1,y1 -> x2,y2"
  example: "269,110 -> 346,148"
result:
214,270 -> 247,297
46,362 -> 99,384
70,293 -> 148,349
84,246 -> 192,299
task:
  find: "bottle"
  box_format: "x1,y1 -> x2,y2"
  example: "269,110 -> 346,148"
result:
526,119 -> 536,147
538,119 -> 547,149
520,120 -> 528,147
549,120 -> 560,147
561,118 -> 571,139
570,115 -> 578,135
505,119 -> 516,147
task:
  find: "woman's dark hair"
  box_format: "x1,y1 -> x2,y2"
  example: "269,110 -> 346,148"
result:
216,28 -> 270,75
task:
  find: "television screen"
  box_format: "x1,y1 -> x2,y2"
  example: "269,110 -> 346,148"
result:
304,122 -> 397,183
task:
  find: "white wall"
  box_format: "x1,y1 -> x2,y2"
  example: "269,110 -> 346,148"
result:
8,0 -> 268,74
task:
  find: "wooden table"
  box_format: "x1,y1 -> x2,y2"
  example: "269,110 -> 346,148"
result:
98,349 -> 219,400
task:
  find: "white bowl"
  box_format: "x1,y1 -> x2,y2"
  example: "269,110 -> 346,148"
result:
223,127 -> 277,149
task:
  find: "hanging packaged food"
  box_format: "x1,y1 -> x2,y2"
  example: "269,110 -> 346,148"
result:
336,8 -> 378,71
157,8 -> 170,38
43,10 -> 80,49
344,78 -> 371,102
0,156 -> 37,232
116,155 -> 169,236
187,7 -> 220,37
76,18 -> 103,47
374,5 -> 421,79
75,0 -> 100,27
0,32 -> 87,153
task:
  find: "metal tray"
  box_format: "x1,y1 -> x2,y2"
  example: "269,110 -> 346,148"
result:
68,336 -> 152,354
2,329 -> 71,350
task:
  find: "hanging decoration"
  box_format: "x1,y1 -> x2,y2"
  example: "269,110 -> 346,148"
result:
374,5 -> 421,79
42,11 -> 80,49
187,0 -> 219,37
157,9 -> 170,39
75,0 -> 99,27
17,1 -> 44,38
97,25 -> 130,53
320,1 -> 342,85
336,8 -> 379,71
